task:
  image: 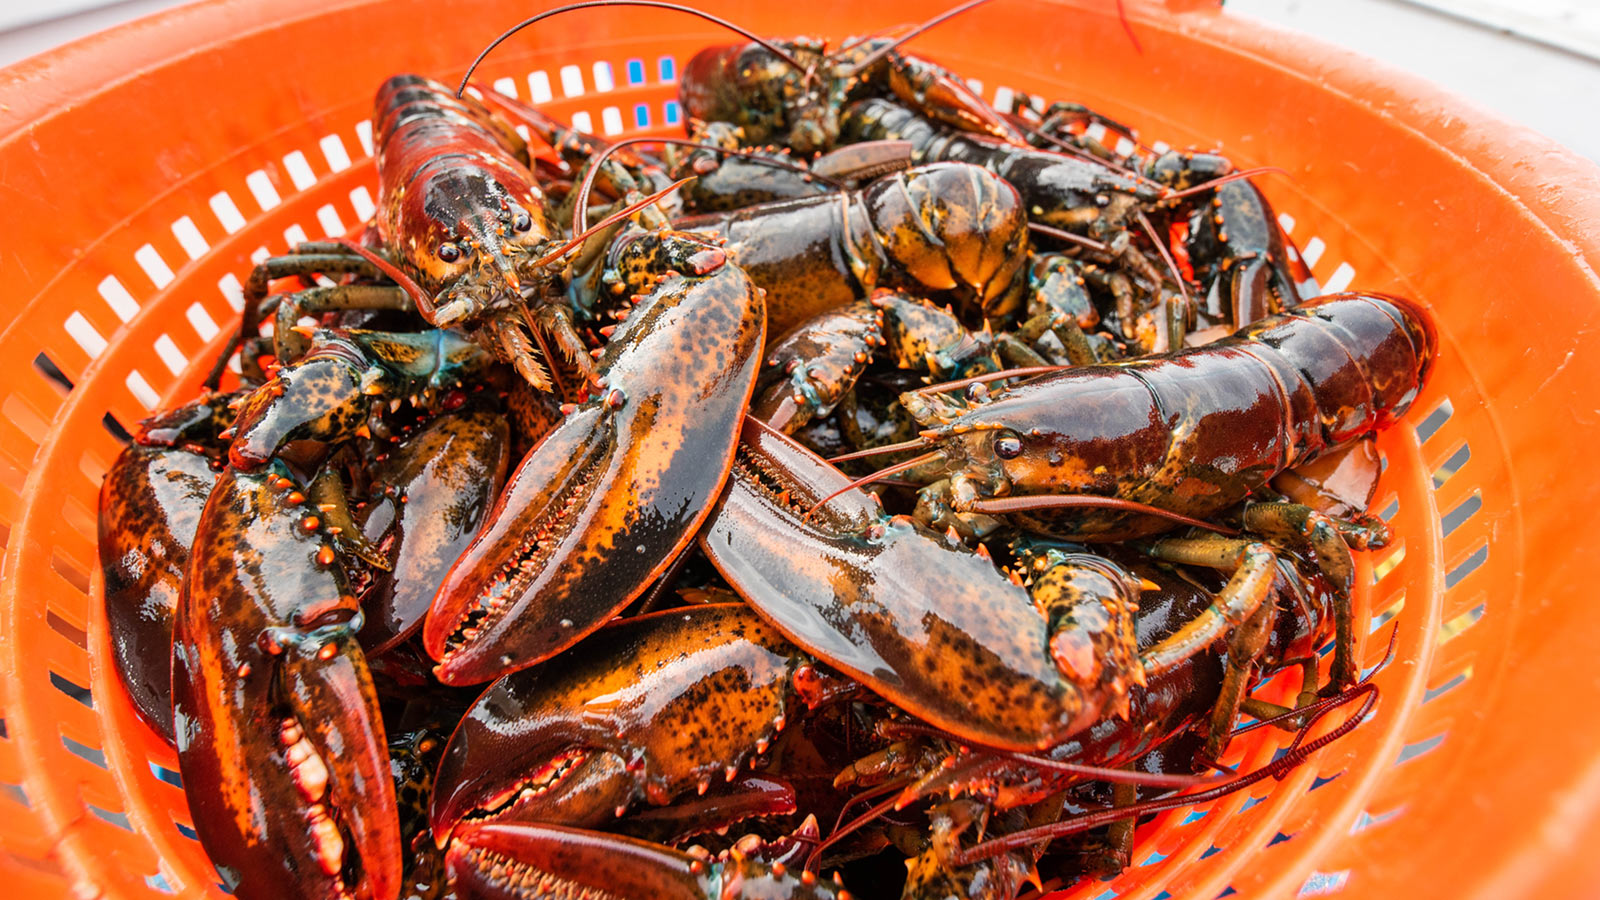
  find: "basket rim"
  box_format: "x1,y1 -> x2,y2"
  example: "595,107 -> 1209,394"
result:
2,1 -> 1599,898
5,0 -> 1600,268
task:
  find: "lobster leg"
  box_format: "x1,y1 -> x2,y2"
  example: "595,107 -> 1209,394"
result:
1241,501 -> 1364,688
270,284 -> 412,364
1136,536 -> 1280,678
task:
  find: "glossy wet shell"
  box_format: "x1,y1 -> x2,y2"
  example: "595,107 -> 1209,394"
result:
702,420 -> 1115,751
171,462 -> 399,900
424,232 -> 765,684
359,408 -> 510,653
429,605 -> 805,836
98,444 -> 216,743
944,293 -> 1434,540
678,162 -> 1027,338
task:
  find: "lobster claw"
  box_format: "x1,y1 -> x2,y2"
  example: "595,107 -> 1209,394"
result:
701,419 -> 1135,751
429,604 -> 818,845
423,231 -> 765,685
172,461 -> 401,900
446,821 -> 842,900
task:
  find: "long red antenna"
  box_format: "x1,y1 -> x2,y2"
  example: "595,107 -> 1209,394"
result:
803,448 -> 945,519
458,0 -> 807,98
836,0 -> 998,76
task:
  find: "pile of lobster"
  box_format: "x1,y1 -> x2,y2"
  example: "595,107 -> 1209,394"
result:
96,3 -> 1437,898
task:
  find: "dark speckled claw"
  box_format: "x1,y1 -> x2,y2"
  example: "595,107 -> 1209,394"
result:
172,460 -> 400,900
430,604 -> 824,845
422,230 -> 764,685
700,419 -> 1144,751
446,822 -> 842,900
228,328 -> 490,470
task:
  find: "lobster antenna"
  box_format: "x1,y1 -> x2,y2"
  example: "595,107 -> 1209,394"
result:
963,494 -> 1237,535
827,435 -> 934,463
532,177 -> 695,270
570,135 -> 847,235
1135,207 -> 1193,312
948,680 -> 1381,865
876,721 -> 1220,788
1158,166 -> 1289,203
1027,221 -> 1112,254
836,0 -> 998,76
458,0 -> 807,98
803,449 -> 945,520
333,239 -> 434,313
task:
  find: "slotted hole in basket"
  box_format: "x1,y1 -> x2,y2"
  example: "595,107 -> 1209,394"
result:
1299,870 -> 1350,896
1444,542 -> 1488,590
1423,666 -> 1471,703
1,782 -> 29,808
1413,398 -> 1454,444
79,450 -> 108,487
148,761 -> 183,789
1439,599 -> 1486,644
86,803 -> 133,831
101,412 -> 133,444
33,352 -> 73,394
49,671 -> 92,709
146,872 -> 176,894
1432,442 -> 1470,488
1371,542 -> 1405,584
46,609 -> 87,649
1369,589 -> 1405,634
50,550 -> 89,595
62,735 -> 108,769
1394,731 -> 1447,765
1439,493 -> 1481,538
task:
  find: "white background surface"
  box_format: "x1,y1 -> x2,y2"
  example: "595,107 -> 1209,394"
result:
3,0 -> 1599,162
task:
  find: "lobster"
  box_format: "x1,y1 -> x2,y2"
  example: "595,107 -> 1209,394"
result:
676,161 -> 1030,338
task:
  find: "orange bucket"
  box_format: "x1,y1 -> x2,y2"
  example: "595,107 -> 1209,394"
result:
2,0 -> 1597,896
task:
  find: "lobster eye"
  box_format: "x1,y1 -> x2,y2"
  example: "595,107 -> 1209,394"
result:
437,242 -> 462,263
512,211 -> 533,232
994,432 -> 1024,460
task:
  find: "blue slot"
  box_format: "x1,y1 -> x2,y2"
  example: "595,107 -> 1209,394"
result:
627,59 -> 646,84
635,103 -> 651,128
665,100 -> 681,125
658,56 -> 676,82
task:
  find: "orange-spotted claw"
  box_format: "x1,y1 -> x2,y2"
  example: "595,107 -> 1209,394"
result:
445,821 -> 843,900
357,407 -> 511,655
422,230 -> 764,685
699,418 -> 1145,752
429,604 -> 834,845
172,460 -> 400,900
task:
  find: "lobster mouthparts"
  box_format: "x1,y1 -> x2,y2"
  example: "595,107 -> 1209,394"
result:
423,232 -> 765,685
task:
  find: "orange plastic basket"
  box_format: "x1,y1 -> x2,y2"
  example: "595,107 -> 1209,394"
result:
2,0 -> 1598,896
